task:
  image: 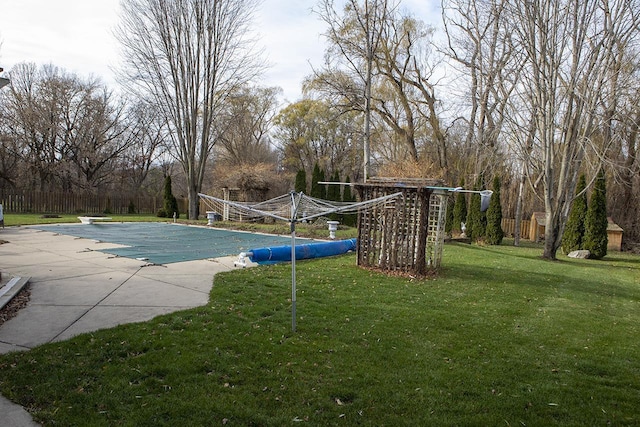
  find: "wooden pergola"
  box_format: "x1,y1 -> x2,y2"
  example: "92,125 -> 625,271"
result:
354,177 -> 449,276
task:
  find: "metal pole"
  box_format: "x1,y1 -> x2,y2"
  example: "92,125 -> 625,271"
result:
291,220 -> 296,332
289,192 -> 303,333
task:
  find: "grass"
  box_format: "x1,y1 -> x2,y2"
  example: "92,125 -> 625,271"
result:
1,213 -> 171,227
0,235 -> 639,425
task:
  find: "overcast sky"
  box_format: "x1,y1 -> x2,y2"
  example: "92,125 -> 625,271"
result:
0,0 -> 439,103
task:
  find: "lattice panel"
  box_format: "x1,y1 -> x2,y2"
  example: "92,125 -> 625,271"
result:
426,193 -> 447,269
356,183 -> 435,275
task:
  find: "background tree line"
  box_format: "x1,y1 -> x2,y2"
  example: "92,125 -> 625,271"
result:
1,0 -> 638,257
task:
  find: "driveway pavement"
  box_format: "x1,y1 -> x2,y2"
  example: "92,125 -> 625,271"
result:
0,225 -> 244,426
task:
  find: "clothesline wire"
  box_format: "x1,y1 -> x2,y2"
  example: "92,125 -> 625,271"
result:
198,191 -> 404,223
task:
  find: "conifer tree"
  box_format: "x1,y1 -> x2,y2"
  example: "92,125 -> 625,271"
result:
452,178 -> 467,235
327,170 -> 341,201
343,176 -> 354,202
561,174 -> 587,254
311,163 -> 323,198
445,196 -> 454,235
485,175 -> 504,245
327,171 -> 341,220
342,176 -> 357,226
583,169 -> 608,259
319,169 -> 327,199
163,175 -> 179,219
295,169 -> 307,193
467,174 -> 486,241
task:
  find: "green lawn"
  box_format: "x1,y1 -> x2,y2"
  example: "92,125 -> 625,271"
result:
0,239 -> 638,425
1,213 -> 171,227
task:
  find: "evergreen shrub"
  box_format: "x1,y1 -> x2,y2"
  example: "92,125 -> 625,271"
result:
561,174 -> 587,254
583,169 -> 608,259
485,176 -> 504,245
467,174 -> 486,241
163,176 -> 179,219
295,169 -> 307,193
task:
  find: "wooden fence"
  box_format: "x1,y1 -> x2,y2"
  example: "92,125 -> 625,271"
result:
0,190 -> 188,215
501,218 -> 532,240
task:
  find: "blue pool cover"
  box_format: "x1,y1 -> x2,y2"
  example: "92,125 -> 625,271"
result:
247,238 -> 357,265
33,222 -> 314,265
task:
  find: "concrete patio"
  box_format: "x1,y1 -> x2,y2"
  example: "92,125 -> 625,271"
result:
0,225 -> 243,426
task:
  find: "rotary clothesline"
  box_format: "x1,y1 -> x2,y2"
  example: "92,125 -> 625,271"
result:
198,191 -> 403,224
199,187 -> 492,332
198,191 -> 404,332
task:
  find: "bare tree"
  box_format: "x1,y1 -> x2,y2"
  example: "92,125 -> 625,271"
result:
0,106 -> 21,189
375,13 -> 448,170
273,98 -> 363,182
215,85 -> 281,166
3,63 -> 63,191
315,0 -> 393,181
116,0 -> 265,218
312,0 -> 451,176
442,0 -> 519,176
442,0 -> 527,243
1,63 -> 129,192
62,85 -> 131,191
508,0 -> 640,259
605,54 -> 640,245
118,100 -> 170,192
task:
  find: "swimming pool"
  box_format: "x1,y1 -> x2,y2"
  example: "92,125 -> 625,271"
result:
33,222 -> 313,265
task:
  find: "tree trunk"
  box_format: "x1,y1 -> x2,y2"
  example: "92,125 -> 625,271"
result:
543,209 -> 561,260
116,0 -> 264,222
514,176 -> 524,246
188,184 -> 199,220
364,52 -> 372,182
